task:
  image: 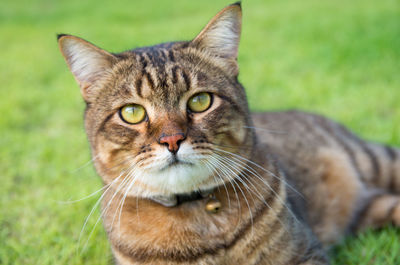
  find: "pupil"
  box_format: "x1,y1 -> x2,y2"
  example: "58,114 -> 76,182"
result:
197,94 -> 206,105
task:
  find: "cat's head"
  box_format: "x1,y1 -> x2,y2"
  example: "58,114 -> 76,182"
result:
58,3 -> 254,198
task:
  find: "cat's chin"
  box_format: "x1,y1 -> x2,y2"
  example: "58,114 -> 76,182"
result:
158,159 -> 194,172
126,161 -> 221,198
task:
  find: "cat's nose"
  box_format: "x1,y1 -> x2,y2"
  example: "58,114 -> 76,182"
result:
159,133 -> 185,154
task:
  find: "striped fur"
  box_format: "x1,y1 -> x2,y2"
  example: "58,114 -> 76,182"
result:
58,3 -> 400,264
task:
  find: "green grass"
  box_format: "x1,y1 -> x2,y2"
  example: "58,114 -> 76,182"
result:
1,0 -> 399,264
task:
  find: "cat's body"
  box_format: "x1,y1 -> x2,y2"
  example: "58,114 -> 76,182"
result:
58,3 -> 400,264
103,111 -> 400,265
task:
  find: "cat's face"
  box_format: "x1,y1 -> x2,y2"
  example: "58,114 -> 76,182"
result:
59,3 -> 253,198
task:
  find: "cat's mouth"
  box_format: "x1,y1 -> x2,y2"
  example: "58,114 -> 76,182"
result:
159,156 -> 194,171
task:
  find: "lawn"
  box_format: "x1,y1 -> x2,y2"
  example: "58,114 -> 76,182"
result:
1,0 -> 399,264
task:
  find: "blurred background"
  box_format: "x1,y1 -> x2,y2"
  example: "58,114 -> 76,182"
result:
1,0 -> 399,264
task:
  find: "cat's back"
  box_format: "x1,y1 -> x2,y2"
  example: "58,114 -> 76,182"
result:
251,110 -> 361,166
252,110 -> 344,148
251,110 -> 368,244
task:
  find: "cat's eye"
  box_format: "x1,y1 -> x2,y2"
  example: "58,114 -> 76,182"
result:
187,92 -> 212,113
119,104 -> 146,124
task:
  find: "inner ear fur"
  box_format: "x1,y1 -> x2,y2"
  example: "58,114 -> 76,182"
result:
192,2 -> 242,61
58,34 -> 117,102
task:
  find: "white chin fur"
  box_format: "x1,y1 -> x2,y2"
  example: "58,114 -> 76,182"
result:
126,143 -> 221,197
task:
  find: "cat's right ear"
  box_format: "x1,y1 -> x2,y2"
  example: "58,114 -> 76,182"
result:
57,34 -> 116,102
191,2 -> 242,74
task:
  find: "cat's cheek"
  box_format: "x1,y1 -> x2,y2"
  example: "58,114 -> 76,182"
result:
228,118 -> 247,144
92,135 -> 141,182
213,125 -> 246,151
94,137 -> 121,167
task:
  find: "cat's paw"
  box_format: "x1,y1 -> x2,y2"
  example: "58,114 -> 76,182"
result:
391,202 -> 400,226
358,194 -> 400,229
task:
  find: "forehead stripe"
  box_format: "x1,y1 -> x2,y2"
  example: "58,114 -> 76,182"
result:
138,53 -> 148,68
143,70 -> 155,90
181,69 -> 191,91
171,65 -> 191,90
171,65 -> 180,84
135,77 -> 143,98
168,50 -> 175,62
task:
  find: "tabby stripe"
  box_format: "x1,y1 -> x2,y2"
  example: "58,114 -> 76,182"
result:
241,211 -> 285,265
385,145 -> 397,161
135,78 -> 143,98
168,49 -> 175,62
145,51 -> 154,64
224,177 -> 282,252
317,118 -> 364,180
384,145 -> 397,191
301,114 -> 362,180
296,240 -> 328,265
245,209 -> 285,257
95,112 -> 114,137
181,69 -> 191,90
336,123 -> 382,180
298,114 -> 328,145
142,70 -> 155,90
158,49 -> 167,61
115,173 -> 281,263
171,65 -> 180,84
138,53 -> 148,68
157,71 -> 167,89
358,141 -> 381,181
350,192 -> 386,231
101,124 -> 139,145
218,94 -> 245,116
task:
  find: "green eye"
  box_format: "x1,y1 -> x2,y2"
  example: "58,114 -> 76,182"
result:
120,104 -> 146,124
187,92 -> 212,113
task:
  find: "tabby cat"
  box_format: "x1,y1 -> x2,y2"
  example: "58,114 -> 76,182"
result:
58,3 -> 400,264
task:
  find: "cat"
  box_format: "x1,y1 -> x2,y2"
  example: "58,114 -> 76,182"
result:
58,2 -> 400,264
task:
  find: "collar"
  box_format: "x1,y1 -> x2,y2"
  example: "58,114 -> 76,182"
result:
151,189 -> 214,207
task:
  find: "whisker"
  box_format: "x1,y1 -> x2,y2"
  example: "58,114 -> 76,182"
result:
243,125 -> 288,135
62,156 -> 136,205
214,152 -> 301,225
207,157 -> 241,226
101,164 -> 136,224
216,154 -> 267,203
80,161 -> 137,252
77,170 -> 125,253
214,153 -> 298,232
204,158 -> 231,209
210,155 -> 253,235
111,167 -> 138,231
71,154 -> 100,173
213,147 -> 303,198
214,155 -> 271,232
210,142 -> 253,151
58,183 -> 110,204
202,160 -> 221,193
115,167 -> 142,235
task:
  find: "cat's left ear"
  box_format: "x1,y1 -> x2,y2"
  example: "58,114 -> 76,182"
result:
58,34 -> 117,102
192,2 -> 242,71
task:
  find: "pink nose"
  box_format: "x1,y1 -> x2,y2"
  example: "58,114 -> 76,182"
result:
159,133 -> 185,153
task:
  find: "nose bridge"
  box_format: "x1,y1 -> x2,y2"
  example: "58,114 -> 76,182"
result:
159,114 -> 186,136
162,120 -> 184,136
